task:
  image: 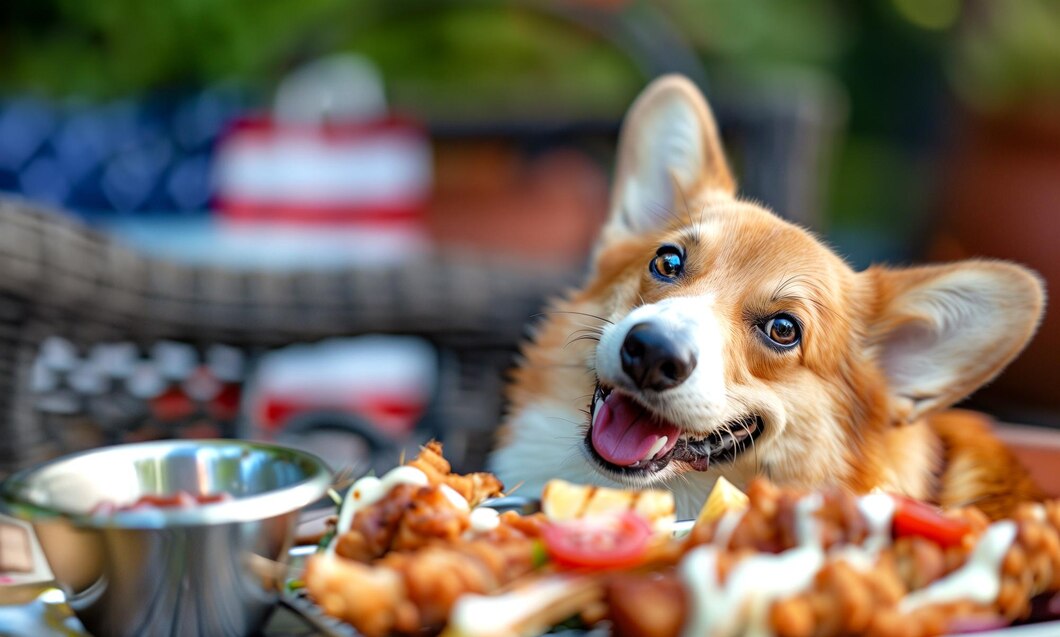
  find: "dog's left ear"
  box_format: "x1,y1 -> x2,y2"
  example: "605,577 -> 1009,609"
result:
603,74 -> 734,242
866,261 -> 1045,423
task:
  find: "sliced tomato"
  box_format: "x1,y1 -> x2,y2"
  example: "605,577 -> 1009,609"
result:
892,496 -> 972,548
542,512 -> 652,570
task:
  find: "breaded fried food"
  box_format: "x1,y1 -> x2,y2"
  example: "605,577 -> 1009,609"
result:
308,514 -> 542,637
335,483 -> 472,562
607,482 -> 1060,637
406,441 -> 503,507
332,442 -> 505,562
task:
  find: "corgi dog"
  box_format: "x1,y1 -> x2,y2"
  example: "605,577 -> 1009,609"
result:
489,75 -> 1046,520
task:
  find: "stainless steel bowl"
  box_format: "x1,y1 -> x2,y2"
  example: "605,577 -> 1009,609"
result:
0,439 -> 332,637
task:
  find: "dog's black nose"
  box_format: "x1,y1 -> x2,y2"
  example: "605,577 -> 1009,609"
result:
620,322 -> 697,391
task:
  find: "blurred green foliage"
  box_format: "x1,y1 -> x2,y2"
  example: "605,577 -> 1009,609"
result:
1,0 -> 849,109
334,5 -> 642,120
0,0 -> 645,119
0,0 -> 343,97
947,0 -> 1060,112
666,0 -> 849,72
5,1 -> 1056,116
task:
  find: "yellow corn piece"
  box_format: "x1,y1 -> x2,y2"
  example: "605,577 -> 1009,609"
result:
696,476 -> 749,526
541,479 -> 675,529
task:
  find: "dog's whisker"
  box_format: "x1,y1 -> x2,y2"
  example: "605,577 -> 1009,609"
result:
557,435 -> 589,444
738,418 -> 758,471
564,335 -> 602,348
532,310 -> 614,325
545,416 -> 589,427
565,334 -> 603,346
569,321 -> 606,331
675,470 -> 693,489
520,363 -> 594,370
568,327 -> 606,339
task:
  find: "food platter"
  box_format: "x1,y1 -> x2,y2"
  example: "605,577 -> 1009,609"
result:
5,529 -> 1060,636
7,437 -> 1060,636
288,443 -> 1060,637
279,536 -> 1060,637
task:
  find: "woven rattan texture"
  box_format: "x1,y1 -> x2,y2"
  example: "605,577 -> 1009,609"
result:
0,197 -> 575,474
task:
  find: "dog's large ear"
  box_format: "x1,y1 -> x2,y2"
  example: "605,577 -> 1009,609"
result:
866,261 -> 1044,423
602,74 -> 734,242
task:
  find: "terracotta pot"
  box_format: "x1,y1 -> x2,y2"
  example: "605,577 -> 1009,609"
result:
997,424 -> 1060,497
427,139 -> 609,266
932,104 -> 1060,419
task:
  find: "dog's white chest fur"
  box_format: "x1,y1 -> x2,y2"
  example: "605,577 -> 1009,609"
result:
489,402 -> 602,495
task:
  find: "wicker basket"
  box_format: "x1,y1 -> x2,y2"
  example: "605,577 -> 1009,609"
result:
0,197 -> 576,475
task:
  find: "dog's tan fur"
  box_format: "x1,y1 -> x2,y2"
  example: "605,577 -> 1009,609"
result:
490,75 -> 1046,519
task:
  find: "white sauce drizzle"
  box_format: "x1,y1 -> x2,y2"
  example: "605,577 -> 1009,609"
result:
794,494 -> 823,545
683,489 -> 1015,634
469,507 -> 500,533
899,520 -> 1017,613
831,493 -> 897,571
680,495 -> 825,637
448,576 -> 576,637
440,484 -> 471,512
328,465 -> 430,553
711,510 -> 745,549
858,493 -> 897,556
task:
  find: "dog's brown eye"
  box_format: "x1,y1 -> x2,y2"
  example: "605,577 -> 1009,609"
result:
763,314 -> 800,348
650,246 -> 684,281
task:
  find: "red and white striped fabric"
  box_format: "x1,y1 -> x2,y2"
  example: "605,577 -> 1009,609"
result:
213,116 -> 431,233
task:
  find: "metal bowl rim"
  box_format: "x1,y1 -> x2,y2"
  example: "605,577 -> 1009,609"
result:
0,439 -> 333,528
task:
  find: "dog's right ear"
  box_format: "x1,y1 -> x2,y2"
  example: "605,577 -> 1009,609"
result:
602,75 -> 734,242
866,261 -> 1045,424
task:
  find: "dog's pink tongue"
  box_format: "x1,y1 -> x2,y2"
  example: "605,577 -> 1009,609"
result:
591,393 -> 680,466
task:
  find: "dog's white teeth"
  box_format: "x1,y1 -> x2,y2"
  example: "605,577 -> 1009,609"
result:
731,428 -> 750,441
646,436 -> 668,460
591,397 -> 603,429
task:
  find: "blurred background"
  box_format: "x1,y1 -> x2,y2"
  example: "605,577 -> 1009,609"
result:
0,0 -> 1058,478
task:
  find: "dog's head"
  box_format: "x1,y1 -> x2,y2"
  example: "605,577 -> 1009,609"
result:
571,75 -> 1044,489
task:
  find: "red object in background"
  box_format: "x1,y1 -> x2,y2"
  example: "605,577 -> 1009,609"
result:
149,387 -> 196,422
208,383 -> 242,422
148,366 -> 244,426
427,141 -> 609,267
246,337 -> 437,443
933,107 -> 1060,417
256,391 -> 425,438
213,116 -> 432,231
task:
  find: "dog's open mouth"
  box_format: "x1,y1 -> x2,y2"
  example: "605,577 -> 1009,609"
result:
585,384 -> 763,475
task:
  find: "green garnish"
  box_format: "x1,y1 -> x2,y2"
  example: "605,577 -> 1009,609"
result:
531,540 -> 550,568
317,529 -> 336,553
